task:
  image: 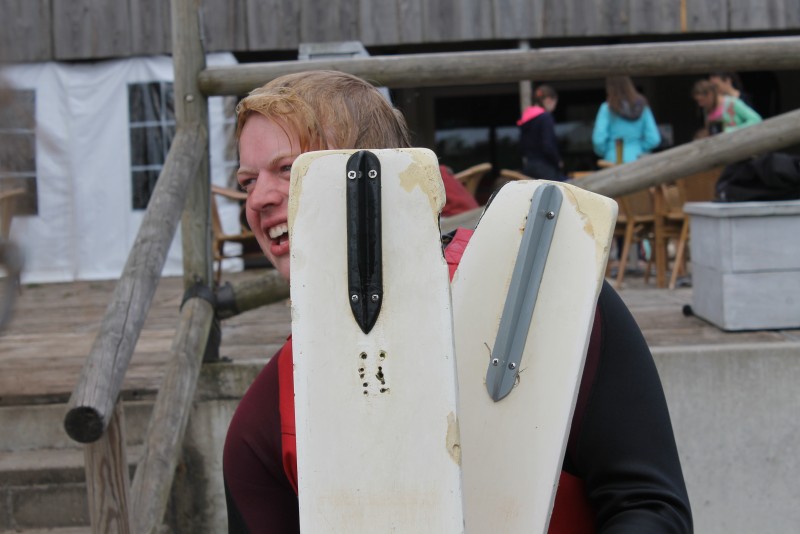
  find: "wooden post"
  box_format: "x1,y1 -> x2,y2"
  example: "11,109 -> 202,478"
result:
64,131 -> 207,444
129,297 -> 215,534
173,0 -> 212,290
85,401 -> 132,534
215,270 -> 290,320
198,36 -> 800,96
518,40 -> 532,114
577,107 -> 800,198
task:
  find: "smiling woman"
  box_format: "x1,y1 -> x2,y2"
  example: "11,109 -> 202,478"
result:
223,70 -> 692,534
236,114 -> 300,280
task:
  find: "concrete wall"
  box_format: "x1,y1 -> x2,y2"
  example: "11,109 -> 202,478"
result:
653,342 -> 800,534
188,342 -> 800,532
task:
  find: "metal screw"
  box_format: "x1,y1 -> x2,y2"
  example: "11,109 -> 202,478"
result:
185,94 -> 195,103
546,211 -> 555,220
351,294 -> 359,302
371,294 -> 380,302
348,170 -> 357,180
368,169 -> 378,179
508,362 -> 517,370
491,358 -> 499,366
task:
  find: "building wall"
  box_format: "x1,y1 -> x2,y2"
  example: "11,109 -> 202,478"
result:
3,0 -> 800,63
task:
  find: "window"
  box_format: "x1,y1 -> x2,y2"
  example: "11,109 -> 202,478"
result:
0,89 -> 37,215
129,82 -> 175,209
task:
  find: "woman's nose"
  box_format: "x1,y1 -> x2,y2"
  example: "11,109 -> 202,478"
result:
247,174 -> 282,211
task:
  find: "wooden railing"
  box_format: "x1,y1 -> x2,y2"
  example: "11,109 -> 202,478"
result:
198,35 -> 800,95
62,1 -> 800,530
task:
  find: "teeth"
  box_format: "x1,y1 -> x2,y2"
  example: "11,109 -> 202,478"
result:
268,223 -> 288,240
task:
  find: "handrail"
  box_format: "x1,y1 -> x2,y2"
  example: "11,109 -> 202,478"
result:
64,128 -> 207,444
577,107 -> 800,198
198,35 -> 800,96
129,297 -> 215,534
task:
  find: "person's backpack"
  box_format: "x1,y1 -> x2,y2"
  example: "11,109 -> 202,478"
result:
715,152 -> 800,202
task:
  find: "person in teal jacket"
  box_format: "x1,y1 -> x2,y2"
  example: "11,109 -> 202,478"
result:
592,76 -> 661,164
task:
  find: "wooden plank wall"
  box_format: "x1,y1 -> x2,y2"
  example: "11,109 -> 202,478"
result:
2,0 -> 800,63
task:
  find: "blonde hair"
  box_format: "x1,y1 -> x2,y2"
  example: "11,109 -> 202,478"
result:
235,70 -> 411,151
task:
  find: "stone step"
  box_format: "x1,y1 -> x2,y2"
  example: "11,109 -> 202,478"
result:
0,401 -> 154,453
0,446 -> 141,532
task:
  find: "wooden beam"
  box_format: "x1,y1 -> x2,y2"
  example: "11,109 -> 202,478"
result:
577,107 -> 800,198
198,35 -> 800,96
173,0 -> 212,291
129,297 -> 215,534
64,129 -> 207,444
215,270 -> 289,320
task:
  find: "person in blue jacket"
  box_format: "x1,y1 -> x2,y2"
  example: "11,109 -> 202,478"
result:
518,84 -> 565,181
592,76 -> 661,164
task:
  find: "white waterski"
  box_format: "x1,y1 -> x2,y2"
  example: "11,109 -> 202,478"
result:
452,180 -> 616,533
288,148 -> 464,533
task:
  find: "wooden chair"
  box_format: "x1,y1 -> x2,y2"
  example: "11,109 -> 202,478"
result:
498,169 -> 531,182
1,188 -> 26,240
211,185 -> 261,283
613,188 -> 657,289
454,162 -> 492,196
1,188 -> 27,299
657,167 -> 723,289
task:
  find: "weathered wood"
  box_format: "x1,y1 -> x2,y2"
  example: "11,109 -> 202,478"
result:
85,401 -> 132,534
729,0 -> 787,30
129,0 -> 171,56
456,0 -> 493,41
577,107 -> 800,198
422,0 -> 492,42
629,0 -> 681,34
244,0 -> 299,50
0,0 -> 52,63
130,297 -> 214,534
215,269 -> 289,320
63,130 -> 206,444
686,0 -> 727,32
200,0 -> 248,51
299,0 -> 359,44
360,0 -> 400,45
173,0 -> 212,290
52,0 -> 131,60
198,35 -> 800,96
492,0 -> 544,39
397,0 -> 424,43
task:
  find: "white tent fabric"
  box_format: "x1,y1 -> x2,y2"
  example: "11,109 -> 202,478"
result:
2,53 -> 242,283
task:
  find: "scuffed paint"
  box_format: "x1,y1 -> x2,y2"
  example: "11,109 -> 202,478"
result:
446,412 -> 462,465
399,150 -> 446,216
561,183 -> 618,267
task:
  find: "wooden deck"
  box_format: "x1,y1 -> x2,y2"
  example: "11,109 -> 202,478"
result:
1,267 -> 798,406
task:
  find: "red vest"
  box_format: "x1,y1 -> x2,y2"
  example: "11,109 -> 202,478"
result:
278,228 -> 596,533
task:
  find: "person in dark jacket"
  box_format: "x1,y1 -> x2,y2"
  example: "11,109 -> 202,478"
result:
518,84 -> 565,181
224,70 -> 693,533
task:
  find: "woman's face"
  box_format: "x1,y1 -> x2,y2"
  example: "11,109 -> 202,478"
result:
237,114 -> 303,280
693,92 -> 715,112
542,96 -> 558,114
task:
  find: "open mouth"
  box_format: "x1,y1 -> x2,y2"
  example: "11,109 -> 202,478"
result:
268,222 -> 289,246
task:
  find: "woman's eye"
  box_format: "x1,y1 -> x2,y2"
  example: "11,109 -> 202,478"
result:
238,178 -> 255,192
280,164 -> 293,174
